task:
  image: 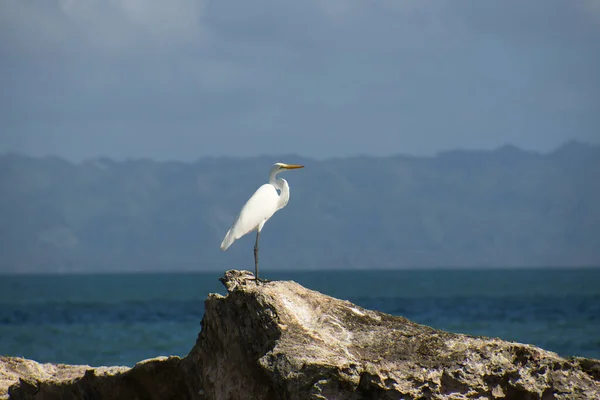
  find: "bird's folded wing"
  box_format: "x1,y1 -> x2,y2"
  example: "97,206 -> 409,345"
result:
221,184 -> 279,250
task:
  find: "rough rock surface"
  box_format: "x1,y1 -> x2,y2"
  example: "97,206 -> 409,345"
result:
5,269 -> 600,399
0,356 -> 125,399
3,356 -> 188,399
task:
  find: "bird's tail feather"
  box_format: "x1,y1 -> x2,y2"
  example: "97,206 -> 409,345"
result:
220,229 -> 236,251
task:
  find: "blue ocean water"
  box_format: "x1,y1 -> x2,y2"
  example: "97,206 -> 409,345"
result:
1,269 -> 599,367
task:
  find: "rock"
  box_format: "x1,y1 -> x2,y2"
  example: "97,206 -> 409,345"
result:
5,269 -> 600,399
190,270 -> 600,399
3,356 -> 189,399
0,356 -> 125,399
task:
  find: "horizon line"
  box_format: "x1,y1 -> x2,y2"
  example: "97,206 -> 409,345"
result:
1,139 -> 597,165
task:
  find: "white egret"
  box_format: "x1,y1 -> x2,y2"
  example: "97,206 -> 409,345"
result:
220,162 -> 304,282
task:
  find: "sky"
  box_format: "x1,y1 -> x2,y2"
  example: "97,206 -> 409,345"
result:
1,0 -> 599,161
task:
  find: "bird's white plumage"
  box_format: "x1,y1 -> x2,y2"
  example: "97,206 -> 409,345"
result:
220,162 -> 303,255
220,183 -> 279,251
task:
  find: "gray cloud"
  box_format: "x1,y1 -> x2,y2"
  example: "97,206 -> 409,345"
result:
1,0 -> 599,160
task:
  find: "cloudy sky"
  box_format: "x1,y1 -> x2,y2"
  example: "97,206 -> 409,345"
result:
1,0 -> 599,161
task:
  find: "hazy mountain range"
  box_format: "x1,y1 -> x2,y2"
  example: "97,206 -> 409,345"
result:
1,142 -> 599,274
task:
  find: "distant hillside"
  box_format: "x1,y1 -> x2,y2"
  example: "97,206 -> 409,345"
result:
1,142 -> 599,273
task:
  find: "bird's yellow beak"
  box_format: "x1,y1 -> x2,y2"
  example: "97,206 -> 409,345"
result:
282,164 -> 304,170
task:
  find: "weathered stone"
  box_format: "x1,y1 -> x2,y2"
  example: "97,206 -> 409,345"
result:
4,269 -> 600,399
190,270 -> 600,399
0,356 -> 126,399
3,356 -> 189,399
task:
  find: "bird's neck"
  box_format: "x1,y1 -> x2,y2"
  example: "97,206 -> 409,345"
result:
269,173 -> 290,210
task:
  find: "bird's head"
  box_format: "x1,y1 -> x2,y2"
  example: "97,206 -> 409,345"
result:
269,162 -> 304,179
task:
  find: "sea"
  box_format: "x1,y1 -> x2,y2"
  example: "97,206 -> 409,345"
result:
1,268 -> 599,367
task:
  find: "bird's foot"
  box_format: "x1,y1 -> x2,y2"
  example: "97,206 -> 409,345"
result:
254,277 -> 271,285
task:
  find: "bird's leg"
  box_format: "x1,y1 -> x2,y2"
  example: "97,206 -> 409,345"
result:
254,230 -> 260,284
253,231 -> 271,285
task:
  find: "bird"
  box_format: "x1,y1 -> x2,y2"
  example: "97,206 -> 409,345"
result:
220,162 -> 304,282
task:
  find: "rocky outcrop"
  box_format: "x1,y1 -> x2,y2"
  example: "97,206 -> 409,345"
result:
2,356 -> 188,399
5,269 -> 600,399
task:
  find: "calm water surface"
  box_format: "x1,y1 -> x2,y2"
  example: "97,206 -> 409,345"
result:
1,269 -> 599,366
